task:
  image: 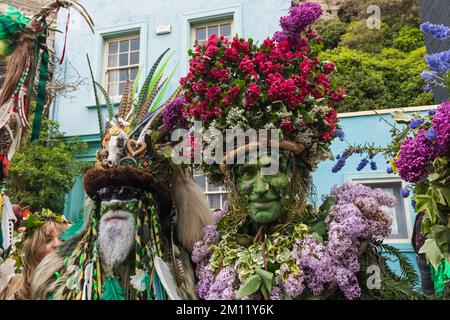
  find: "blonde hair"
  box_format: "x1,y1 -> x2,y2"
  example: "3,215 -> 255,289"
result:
30,252 -> 64,300
17,221 -> 66,300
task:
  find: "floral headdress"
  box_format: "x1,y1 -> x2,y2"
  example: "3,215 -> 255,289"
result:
19,208 -> 66,238
171,3 -> 345,180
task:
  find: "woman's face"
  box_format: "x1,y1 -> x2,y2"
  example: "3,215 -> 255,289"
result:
42,224 -> 63,259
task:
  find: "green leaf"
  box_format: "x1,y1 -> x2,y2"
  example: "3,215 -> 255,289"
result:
256,269 -> 274,293
102,276 -> 125,300
235,274 -> 261,298
419,238 -> 444,271
149,63 -> 179,113
60,218 -> 85,240
309,221 -> 327,237
414,194 -> 431,214
146,51 -> 175,100
391,110 -> 412,124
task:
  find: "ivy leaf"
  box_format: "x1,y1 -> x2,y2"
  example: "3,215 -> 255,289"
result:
235,274 -> 261,298
102,276 -> 125,300
419,238 -> 444,271
391,110 -> 411,124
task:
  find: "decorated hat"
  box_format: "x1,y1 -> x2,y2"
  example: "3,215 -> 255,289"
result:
84,49 -> 178,199
168,3 -> 345,182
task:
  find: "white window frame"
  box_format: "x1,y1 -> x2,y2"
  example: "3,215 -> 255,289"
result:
194,173 -> 228,211
103,34 -> 140,98
190,19 -> 234,47
346,174 -> 414,244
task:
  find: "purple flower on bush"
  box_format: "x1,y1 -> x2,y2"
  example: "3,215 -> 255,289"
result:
401,188 -> 410,198
425,50 -> 450,74
356,158 -> 369,171
395,129 -> 438,182
162,96 -> 188,130
409,118 -> 424,129
421,22 -> 450,40
428,109 -> 436,116
335,129 -> 345,141
332,153 -> 347,173
273,2 -> 322,45
426,128 -> 437,141
370,160 -> 377,171
269,287 -> 283,300
431,101 -> 450,155
386,165 -> 393,174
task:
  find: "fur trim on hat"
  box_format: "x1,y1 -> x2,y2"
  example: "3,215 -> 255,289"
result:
83,166 -> 166,198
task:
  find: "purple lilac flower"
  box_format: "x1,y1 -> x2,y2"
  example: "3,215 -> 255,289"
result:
370,160 -> 377,171
204,267 -> 239,300
269,287 -> 283,300
162,96 -> 188,130
421,22 -> 450,40
401,188 -> 410,198
425,50 -> 450,74
273,2 -> 323,45
428,109 -> 436,116
213,201 -> 229,223
431,101 -> 450,156
386,165 -> 393,174
395,129 -> 438,182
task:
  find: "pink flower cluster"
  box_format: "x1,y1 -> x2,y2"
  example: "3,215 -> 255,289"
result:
395,101 -> 450,183
179,6 -> 344,143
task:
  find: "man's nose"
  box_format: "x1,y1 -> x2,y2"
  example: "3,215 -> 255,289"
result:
252,176 -> 270,196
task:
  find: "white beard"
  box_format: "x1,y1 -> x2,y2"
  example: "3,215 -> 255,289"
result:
99,209 -> 136,271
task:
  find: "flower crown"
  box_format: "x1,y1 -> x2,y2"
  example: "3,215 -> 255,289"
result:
20,208 -> 66,237
172,3 -> 345,175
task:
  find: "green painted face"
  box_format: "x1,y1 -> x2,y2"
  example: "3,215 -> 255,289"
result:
235,153 -> 291,224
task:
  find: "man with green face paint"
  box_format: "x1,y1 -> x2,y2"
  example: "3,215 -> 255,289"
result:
235,153 -> 292,226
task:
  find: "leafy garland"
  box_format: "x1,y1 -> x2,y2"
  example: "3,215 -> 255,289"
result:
193,183 -> 423,300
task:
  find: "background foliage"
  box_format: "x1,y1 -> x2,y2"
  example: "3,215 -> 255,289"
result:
7,120 -> 90,213
315,0 -> 433,112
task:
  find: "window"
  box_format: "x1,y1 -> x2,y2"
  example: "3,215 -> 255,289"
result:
191,19 -> 233,47
359,180 -> 411,241
194,173 -> 228,211
104,35 -> 140,97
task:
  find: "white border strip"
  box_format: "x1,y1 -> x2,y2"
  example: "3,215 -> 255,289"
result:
337,105 -> 439,118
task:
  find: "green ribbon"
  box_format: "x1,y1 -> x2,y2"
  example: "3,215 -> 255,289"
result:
430,259 -> 450,296
31,48 -> 49,141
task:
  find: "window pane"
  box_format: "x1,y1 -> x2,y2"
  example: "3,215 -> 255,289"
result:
119,40 -> 129,53
108,54 -> 117,68
119,53 -> 129,66
194,175 -> 206,190
118,82 -> 126,95
208,182 -> 220,192
208,194 -> 221,210
130,38 -> 140,51
220,23 -> 231,37
108,41 -> 118,54
130,52 -> 139,65
108,83 -> 117,96
195,27 -> 206,41
130,67 -> 138,81
119,69 -> 128,81
208,25 -> 218,37
108,70 -> 118,82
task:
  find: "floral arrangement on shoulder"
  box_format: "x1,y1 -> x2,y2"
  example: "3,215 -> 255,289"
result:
165,3 -> 345,182
332,21 -> 450,298
193,182 -> 420,300
183,3 -> 422,300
